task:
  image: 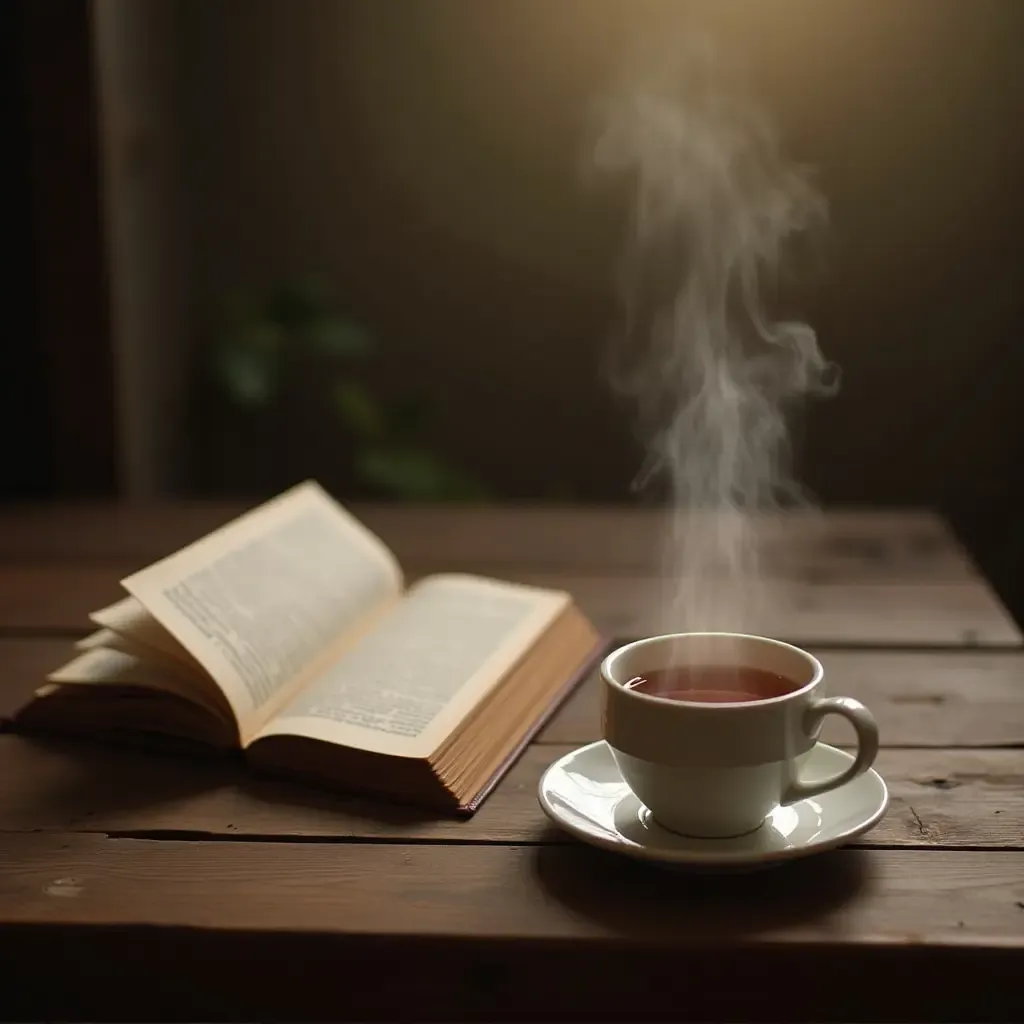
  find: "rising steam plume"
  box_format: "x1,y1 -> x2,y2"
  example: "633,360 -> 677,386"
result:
593,37 -> 837,637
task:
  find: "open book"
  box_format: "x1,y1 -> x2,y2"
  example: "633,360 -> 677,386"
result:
14,482 -> 602,813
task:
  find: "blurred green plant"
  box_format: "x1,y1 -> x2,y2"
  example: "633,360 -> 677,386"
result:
207,277 -> 488,501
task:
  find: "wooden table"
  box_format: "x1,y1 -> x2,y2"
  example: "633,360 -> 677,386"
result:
1,503 -> 1022,1021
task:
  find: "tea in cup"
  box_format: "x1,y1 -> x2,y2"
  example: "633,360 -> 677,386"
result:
600,632 -> 879,838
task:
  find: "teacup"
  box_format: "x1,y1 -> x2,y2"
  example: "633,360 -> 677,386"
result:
601,632 -> 879,839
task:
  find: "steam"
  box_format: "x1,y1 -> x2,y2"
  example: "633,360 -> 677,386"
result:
594,37 -> 837,637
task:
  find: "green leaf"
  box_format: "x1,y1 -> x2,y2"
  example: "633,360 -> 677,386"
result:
355,446 -> 488,500
387,393 -> 431,439
213,343 -> 275,406
354,447 -> 452,500
219,290 -> 262,331
266,278 -> 330,328
307,316 -> 373,359
332,380 -> 384,438
210,322 -> 283,406
245,319 -> 284,355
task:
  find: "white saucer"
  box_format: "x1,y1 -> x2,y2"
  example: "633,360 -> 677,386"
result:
538,740 -> 888,871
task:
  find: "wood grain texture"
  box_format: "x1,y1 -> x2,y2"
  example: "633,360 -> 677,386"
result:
0,563 -> 132,633
2,832 -> 1022,939
494,571 -> 1021,645
0,504 -> 1016,642
0,640 -> 74,723
0,505 -> 1019,1022
3,839 -> 1021,1023
0,561 -> 1018,645
364,506 -> 987,580
0,735 -> 1020,849
0,503 -> 978,576
542,650 -> 1024,747
0,502 -> 242,561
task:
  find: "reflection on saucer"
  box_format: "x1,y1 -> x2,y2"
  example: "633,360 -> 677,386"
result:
538,740 -> 888,871
621,798 -> 815,852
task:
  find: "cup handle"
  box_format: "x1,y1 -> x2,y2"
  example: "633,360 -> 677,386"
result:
784,696 -> 880,803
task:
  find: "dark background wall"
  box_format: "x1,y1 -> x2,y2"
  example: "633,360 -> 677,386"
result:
177,0 -> 1024,510
3,0 -> 118,501
3,0 -> 53,499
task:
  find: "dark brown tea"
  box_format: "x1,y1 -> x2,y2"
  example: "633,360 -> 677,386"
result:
623,665 -> 797,704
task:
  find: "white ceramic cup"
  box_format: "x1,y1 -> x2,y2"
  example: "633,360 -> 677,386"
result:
601,632 -> 880,839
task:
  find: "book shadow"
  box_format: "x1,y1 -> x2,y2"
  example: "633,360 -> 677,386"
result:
529,840 -> 869,939
5,733 -> 445,834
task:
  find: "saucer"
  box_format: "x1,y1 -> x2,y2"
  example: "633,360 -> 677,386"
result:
538,740 -> 888,871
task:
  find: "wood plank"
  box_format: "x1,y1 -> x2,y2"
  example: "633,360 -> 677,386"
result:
0,640 -> 74,724
0,559 -> 1018,645
0,563 -> 132,633
498,572 -> 1021,645
6,832 -> 1021,941
0,503 -> 980,580
0,502 -> 1015,642
542,649 -> 1024,747
4,831 -> 1019,942
0,501 -> 244,560
0,735 -> 1020,850
0,834 -> 1021,1021
365,506 -> 984,580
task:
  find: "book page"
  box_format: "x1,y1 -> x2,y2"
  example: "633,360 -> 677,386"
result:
91,595 -> 198,667
254,574 -> 569,758
121,481 -> 403,735
47,648 -> 227,718
77,622 -> 199,673
76,628 -> 124,651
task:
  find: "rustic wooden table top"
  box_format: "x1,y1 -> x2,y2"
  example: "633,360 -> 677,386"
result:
0,502 -> 1022,1021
